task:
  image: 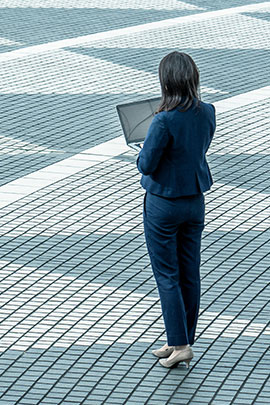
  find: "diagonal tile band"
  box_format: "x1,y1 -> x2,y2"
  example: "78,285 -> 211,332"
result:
0,2 -> 269,62
0,86 -> 269,209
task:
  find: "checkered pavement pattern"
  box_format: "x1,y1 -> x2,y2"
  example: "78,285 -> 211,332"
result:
0,1 -> 269,404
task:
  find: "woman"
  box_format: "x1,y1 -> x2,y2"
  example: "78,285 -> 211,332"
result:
137,51 -> 216,368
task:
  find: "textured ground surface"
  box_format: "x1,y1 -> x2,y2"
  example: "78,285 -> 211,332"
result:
0,1 -> 269,404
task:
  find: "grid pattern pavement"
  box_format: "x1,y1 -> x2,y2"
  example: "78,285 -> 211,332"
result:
0,1 -> 267,53
1,3 -> 270,186
0,1 -> 270,404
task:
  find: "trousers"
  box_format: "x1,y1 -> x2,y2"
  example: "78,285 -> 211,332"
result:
143,191 -> 205,346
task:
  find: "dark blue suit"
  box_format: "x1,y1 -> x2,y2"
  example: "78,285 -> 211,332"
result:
137,100 -> 215,346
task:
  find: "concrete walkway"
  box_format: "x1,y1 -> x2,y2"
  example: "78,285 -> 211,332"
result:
0,1 -> 269,404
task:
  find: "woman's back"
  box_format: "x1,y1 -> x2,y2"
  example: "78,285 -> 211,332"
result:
161,100 -> 215,161
137,100 -> 215,197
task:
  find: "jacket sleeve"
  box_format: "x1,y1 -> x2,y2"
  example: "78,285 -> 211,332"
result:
210,103 -> 216,135
136,112 -> 169,175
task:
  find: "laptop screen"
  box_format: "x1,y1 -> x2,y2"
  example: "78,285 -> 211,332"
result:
116,97 -> 161,146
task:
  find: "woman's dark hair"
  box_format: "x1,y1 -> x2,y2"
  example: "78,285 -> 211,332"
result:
157,51 -> 200,113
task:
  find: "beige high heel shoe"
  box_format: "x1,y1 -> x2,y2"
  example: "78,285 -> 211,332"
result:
159,346 -> 194,368
152,343 -> 174,358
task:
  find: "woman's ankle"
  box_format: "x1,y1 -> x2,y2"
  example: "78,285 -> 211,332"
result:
174,344 -> 189,350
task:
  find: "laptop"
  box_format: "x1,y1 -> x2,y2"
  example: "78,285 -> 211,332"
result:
116,97 -> 161,151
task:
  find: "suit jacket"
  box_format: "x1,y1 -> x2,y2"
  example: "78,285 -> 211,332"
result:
137,100 -> 216,197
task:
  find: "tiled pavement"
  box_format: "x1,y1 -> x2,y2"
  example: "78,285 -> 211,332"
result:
0,1 -> 270,404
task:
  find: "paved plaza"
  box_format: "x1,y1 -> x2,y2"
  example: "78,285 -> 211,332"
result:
0,1 -> 270,404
